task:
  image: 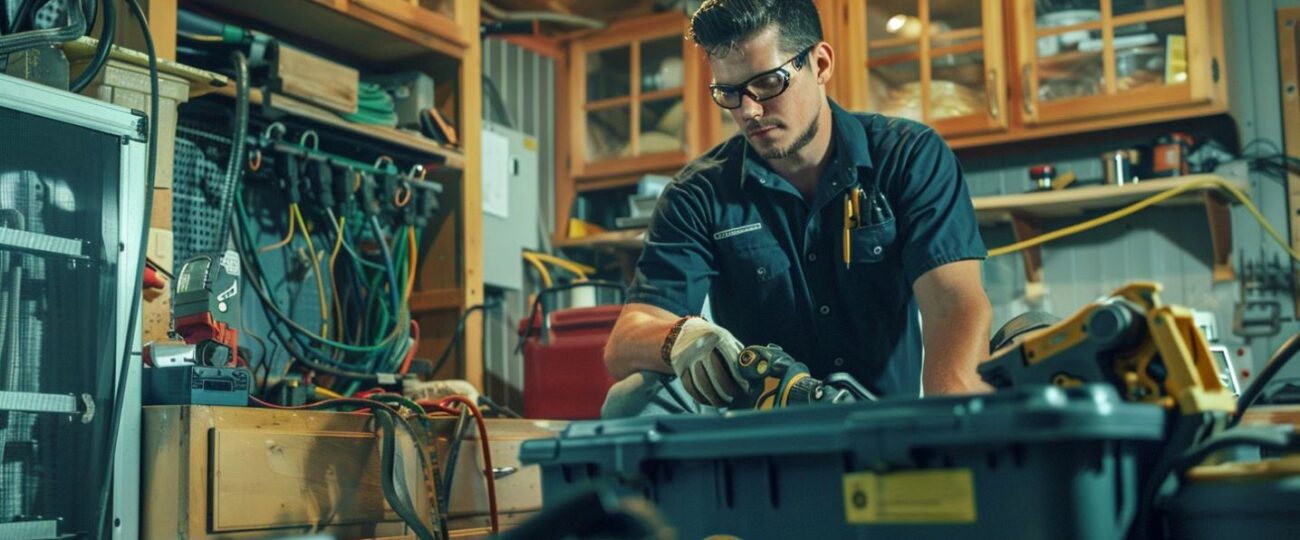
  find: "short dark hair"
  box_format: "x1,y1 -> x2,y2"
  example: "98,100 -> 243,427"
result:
689,0 -> 824,59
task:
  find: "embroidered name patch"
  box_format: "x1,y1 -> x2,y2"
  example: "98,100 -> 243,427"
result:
713,223 -> 763,240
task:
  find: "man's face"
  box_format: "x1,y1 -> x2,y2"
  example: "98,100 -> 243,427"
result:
707,27 -> 826,160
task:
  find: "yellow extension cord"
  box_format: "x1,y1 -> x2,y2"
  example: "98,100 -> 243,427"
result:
987,177 -> 1300,262
291,204 -> 331,337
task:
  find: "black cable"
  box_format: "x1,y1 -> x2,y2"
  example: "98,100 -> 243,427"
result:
0,0 -> 84,55
1232,331 -> 1300,427
97,1 -> 155,537
373,408 -> 437,540
233,209 -> 402,363
6,0 -> 39,33
431,301 -> 501,377
476,394 -> 521,419
82,0 -> 97,35
68,0 -> 113,93
1136,424 -> 1297,539
215,50 -> 250,246
440,406 -> 471,511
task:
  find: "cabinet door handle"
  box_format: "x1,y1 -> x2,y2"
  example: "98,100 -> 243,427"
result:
986,67 -> 1000,120
1021,63 -> 1036,118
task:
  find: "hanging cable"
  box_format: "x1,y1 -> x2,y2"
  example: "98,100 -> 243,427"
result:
214,50 -> 250,245
988,177 -> 1300,261
68,0 -> 114,93
97,1 -> 154,537
259,205 -> 297,253
292,204 -> 331,336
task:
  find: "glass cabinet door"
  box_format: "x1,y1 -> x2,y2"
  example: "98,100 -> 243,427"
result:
638,36 -> 687,157
585,45 -> 633,162
861,0 -> 1007,136
1020,0 -> 1210,124
580,31 -> 688,170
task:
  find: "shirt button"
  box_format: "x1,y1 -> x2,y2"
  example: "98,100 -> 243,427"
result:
819,305 -> 831,315
806,253 -> 817,262
833,357 -> 845,367
758,178 -> 767,185
757,267 -> 767,276
873,246 -> 883,255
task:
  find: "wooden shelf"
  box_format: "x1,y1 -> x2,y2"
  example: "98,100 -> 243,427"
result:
972,175 -> 1235,224
62,37 -> 228,97
554,176 -> 1243,286
979,175 -> 1242,284
212,85 -> 465,170
187,0 -> 468,64
555,229 -> 647,251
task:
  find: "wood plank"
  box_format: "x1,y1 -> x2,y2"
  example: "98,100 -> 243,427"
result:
210,85 -> 466,169
188,0 -> 466,63
556,51 -> 576,240
458,0 -> 485,392
61,36 -> 228,97
1009,213 -> 1043,284
1203,191 -> 1234,282
577,151 -> 688,180
972,175 -> 1243,224
1101,0 -> 1118,96
277,45 -> 360,114
918,0 -> 932,122
555,229 -> 647,251
410,288 -> 463,312
1278,7 -> 1300,318
1111,5 -> 1187,27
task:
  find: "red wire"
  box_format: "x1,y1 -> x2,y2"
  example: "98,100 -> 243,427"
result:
431,396 -> 499,534
399,320 -> 420,375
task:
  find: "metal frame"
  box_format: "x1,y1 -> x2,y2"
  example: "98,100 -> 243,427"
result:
0,73 -> 146,540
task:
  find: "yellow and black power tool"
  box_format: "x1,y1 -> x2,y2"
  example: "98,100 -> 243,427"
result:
978,282 -> 1237,416
735,344 -> 878,410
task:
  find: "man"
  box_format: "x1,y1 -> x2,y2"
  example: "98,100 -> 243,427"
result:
602,0 -> 991,417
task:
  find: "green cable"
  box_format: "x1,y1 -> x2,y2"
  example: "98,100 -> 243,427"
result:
236,196 -> 401,353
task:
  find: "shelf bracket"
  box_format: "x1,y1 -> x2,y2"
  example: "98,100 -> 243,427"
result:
1009,212 -> 1044,286
1203,191 -> 1234,282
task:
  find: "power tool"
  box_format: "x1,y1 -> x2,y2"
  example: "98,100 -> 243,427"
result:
144,251 -> 252,406
735,344 -> 877,409
978,282 -> 1237,415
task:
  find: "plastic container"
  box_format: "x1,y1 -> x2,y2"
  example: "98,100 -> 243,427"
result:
1168,470 -> 1300,539
520,385 -> 1167,540
520,304 -> 622,420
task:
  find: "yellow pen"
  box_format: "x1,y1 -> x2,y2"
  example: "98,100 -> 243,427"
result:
843,194 -> 853,268
851,187 -> 862,226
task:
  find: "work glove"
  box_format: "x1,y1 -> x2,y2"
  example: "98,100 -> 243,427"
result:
670,319 -> 749,407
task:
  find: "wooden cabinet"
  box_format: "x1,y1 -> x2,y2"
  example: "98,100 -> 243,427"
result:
842,0 -> 1009,137
1013,0 -> 1216,125
567,12 -> 709,180
832,0 -> 1226,147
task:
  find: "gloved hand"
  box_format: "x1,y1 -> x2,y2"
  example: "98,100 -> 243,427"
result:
669,319 -> 749,406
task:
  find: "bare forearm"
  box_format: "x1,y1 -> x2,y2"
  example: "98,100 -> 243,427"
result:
604,304 -> 679,380
921,298 -> 993,395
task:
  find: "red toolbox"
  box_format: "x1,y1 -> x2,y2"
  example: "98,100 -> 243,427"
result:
520,300 -> 622,420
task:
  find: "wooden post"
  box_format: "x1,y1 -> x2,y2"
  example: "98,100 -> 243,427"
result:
458,0 -> 485,391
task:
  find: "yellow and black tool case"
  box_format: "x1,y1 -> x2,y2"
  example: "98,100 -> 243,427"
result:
520,385 -> 1167,540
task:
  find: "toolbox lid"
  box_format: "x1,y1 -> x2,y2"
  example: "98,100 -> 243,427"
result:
520,385 -> 1167,473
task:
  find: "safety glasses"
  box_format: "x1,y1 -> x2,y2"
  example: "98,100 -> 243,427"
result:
709,45 -> 815,109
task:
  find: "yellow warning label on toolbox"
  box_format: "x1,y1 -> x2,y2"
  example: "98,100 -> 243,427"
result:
842,469 -> 977,524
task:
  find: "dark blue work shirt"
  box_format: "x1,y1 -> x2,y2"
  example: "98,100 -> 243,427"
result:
627,100 -> 986,398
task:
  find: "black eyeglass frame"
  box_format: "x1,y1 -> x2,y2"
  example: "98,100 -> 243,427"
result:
708,44 -> 817,110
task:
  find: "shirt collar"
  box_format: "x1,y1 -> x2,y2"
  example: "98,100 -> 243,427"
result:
740,98 -> 873,190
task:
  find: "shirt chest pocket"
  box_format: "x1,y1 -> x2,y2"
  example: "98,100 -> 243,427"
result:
848,217 -> 898,264
723,235 -> 792,284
